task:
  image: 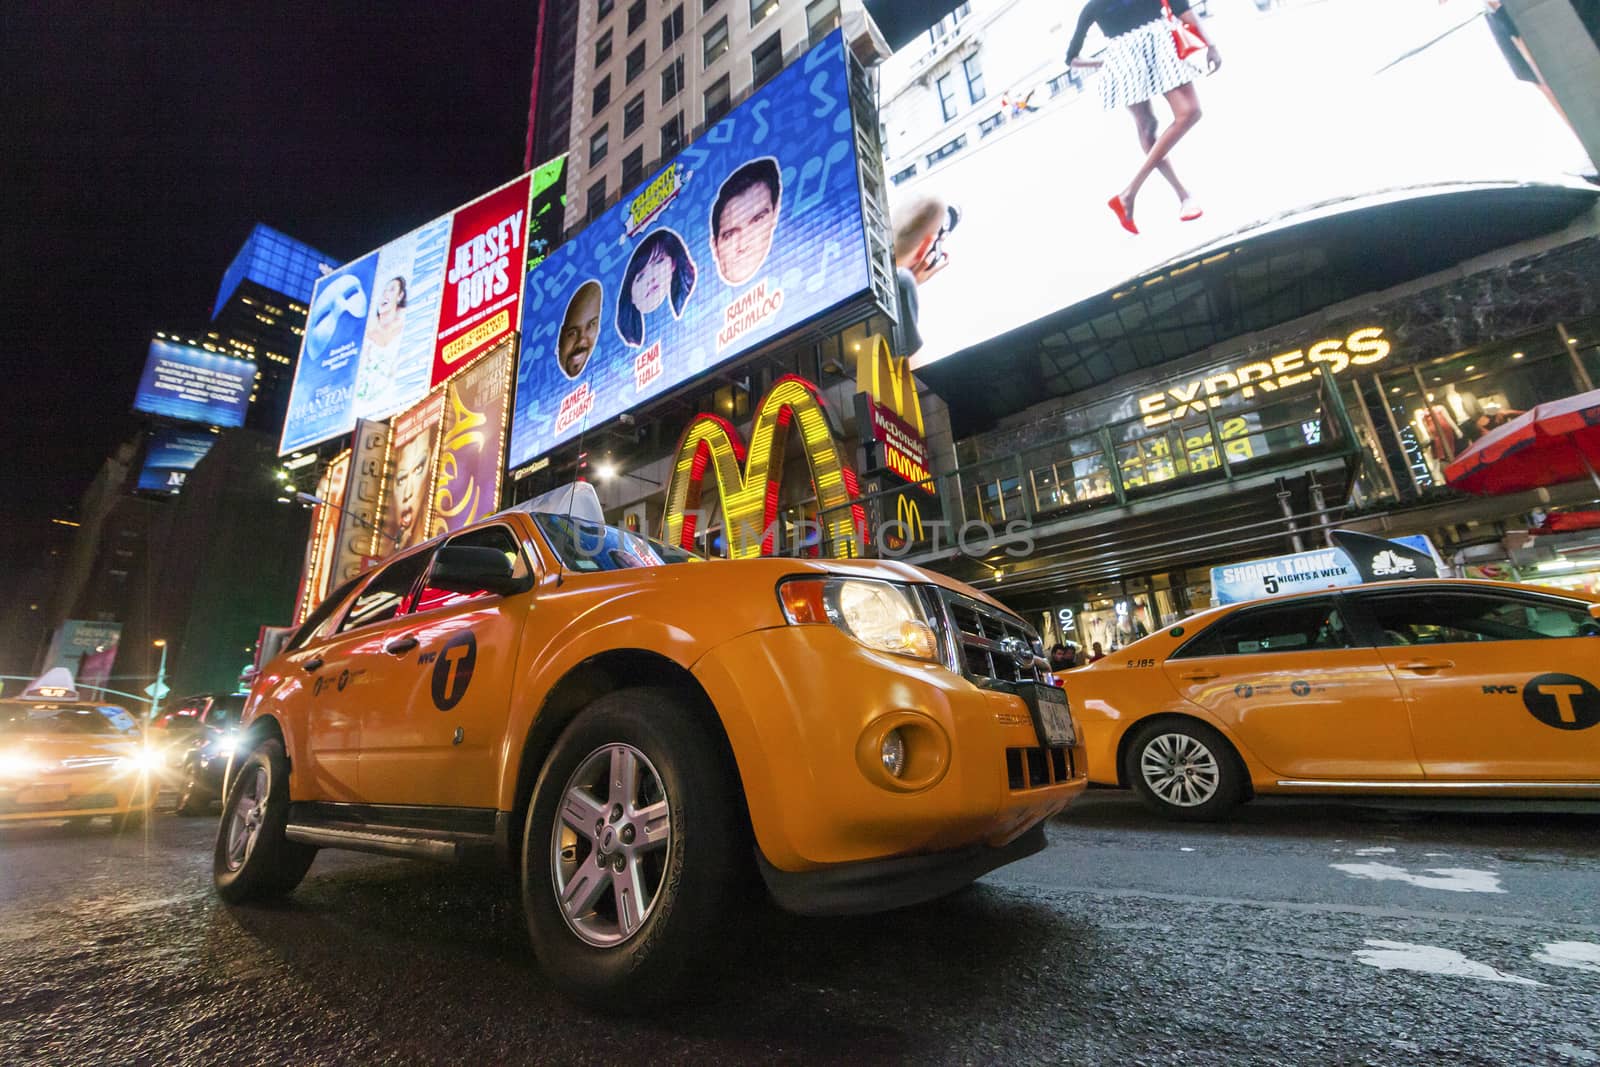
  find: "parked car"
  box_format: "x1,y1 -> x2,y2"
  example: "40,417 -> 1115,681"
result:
212,489 -> 1085,1004
0,697 -> 158,829
173,694 -> 246,816
1055,578 -> 1600,820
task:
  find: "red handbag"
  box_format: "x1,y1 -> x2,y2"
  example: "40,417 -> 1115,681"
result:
1163,0 -> 1208,59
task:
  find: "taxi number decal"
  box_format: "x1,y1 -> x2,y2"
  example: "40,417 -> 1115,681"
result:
1125,658 -> 1156,669
1522,673 -> 1600,731
431,632 -> 477,712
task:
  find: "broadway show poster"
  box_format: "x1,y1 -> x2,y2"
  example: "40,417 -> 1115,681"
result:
351,217 -> 451,423
507,30 -> 872,469
432,175 -> 534,388
433,346 -> 510,536
281,252 -> 379,453
302,451 -> 351,616
332,419 -> 392,586
384,391 -> 446,553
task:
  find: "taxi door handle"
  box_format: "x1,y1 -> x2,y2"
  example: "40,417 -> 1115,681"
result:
1178,669 -> 1219,682
1396,659 -> 1454,672
301,656 -> 323,672
383,635 -> 419,656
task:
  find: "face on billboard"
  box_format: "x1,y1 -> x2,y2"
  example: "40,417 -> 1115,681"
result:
884,0 -> 1592,369
711,158 -> 782,286
383,392 -> 445,552
509,30 -> 872,469
557,281 -> 603,379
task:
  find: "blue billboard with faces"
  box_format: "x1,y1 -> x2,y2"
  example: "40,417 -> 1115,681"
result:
508,29 -> 872,469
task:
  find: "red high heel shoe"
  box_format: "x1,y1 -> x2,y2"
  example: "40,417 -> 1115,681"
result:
1108,195 -> 1138,235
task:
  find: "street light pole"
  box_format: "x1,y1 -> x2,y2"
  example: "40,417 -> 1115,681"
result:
150,639 -> 168,721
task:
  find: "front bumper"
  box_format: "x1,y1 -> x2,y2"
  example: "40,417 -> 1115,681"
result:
693,625 -> 1087,874
0,774 -> 156,823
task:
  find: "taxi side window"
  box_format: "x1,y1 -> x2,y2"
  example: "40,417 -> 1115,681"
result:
412,525 -> 530,614
1176,598 -> 1354,657
338,551 -> 434,633
1365,592 -> 1593,646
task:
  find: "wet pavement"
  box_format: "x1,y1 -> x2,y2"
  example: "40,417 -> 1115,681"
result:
3,792 -> 1599,1066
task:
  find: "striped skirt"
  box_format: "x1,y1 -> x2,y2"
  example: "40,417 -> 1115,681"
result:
1098,18 -> 1199,111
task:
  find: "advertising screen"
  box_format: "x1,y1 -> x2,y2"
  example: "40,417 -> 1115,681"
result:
883,0 -> 1593,369
132,340 -> 254,427
382,391 -> 446,555
280,174 -> 536,454
1210,533 -> 1436,606
136,428 -> 217,494
507,29 -> 873,469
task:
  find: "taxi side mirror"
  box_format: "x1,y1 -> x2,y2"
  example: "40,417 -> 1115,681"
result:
430,545 -> 528,597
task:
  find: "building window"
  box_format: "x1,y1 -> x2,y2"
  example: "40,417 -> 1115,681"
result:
890,164 -> 917,186
593,74 -> 612,113
750,0 -> 779,28
598,0 -> 614,17
703,0 -> 719,10
978,112 -> 1003,138
587,178 -> 607,222
623,92 -> 645,135
806,0 -> 840,45
627,0 -> 646,33
595,29 -> 613,66
590,124 -> 610,164
662,4 -> 684,48
704,73 -> 731,124
963,54 -> 985,103
661,112 -> 684,158
936,73 -> 957,122
752,30 -> 782,88
626,42 -> 646,83
661,56 -> 685,103
925,134 -> 967,167
704,16 -> 729,67
622,146 -> 645,190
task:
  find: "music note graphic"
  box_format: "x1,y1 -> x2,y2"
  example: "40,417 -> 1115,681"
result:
790,141 -> 850,216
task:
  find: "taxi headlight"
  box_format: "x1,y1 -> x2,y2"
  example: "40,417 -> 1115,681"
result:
0,753 -> 42,779
779,577 -> 939,662
119,750 -> 165,774
216,736 -> 238,759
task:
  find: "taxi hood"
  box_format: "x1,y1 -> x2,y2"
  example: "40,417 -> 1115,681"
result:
790,557 -> 1016,616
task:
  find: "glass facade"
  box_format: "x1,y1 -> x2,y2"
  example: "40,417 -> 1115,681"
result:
212,224 -> 332,320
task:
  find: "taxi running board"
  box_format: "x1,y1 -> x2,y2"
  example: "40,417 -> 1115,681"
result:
285,822 -> 478,862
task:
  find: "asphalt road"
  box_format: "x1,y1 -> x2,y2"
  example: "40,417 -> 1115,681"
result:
3,792 -> 1598,1066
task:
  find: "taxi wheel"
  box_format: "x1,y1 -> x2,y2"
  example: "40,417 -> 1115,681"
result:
522,688 -> 741,1007
213,737 -> 316,903
1125,720 -> 1243,822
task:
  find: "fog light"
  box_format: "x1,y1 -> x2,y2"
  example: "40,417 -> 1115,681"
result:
881,729 -> 906,778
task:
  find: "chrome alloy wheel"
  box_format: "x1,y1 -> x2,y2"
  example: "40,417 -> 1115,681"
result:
1139,732 -> 1221,808
223,765 -> 269,872
551,743 -> 672,948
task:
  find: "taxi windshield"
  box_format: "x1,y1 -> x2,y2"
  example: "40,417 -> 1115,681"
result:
532,514 -> 703,572
0,703 -> 135,737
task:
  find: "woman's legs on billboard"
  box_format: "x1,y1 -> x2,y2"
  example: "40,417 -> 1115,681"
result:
1113,83 -> 1203,230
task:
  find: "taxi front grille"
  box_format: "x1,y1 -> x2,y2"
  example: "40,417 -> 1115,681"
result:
1006,746 -> 1073,791
920,588 -> 1047,686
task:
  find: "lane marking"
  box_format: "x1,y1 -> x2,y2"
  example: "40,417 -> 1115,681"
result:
1353,940 -> 1541,985
1353,847 -> 1396,856
1532,941 -> 1600,974
1330,862 -> 1505,894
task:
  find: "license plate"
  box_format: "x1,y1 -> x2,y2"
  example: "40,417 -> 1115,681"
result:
1027,683 -> 1074,748
16,786 -> 70,806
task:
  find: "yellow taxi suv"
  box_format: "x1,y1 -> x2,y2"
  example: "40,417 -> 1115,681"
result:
1055,579 -> 1600,821
0,697 -> 159,829
213,487 -> 1085,1004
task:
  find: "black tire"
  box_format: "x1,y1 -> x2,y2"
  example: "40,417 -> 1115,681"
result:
213,737 -> 316,903
176,761 -> 212,817
522,688 -> 743,1007
1124,718 -> 1244,822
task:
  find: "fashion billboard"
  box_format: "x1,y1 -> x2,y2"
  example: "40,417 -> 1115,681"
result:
881,0 -> 1593,369
132,340 -> 254,428
507,29 -> 873,469
136,427 -> 216,494
280,174 -> 535,455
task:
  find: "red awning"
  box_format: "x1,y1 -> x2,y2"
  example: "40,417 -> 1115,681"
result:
1444,387 -> 1600,495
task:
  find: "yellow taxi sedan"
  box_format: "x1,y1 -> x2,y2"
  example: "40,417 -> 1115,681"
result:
0,699 -> 159,829
1055,579 -> 1600,820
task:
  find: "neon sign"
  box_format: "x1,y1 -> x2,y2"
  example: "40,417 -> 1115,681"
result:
663,375 -> 866,558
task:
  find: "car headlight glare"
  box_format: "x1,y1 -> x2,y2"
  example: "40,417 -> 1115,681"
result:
217,737 -> 238,758
0,753 -> 41,779
779,577 -> 940,662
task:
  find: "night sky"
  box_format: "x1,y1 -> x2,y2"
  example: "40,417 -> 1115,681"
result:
0,1 -> 539,567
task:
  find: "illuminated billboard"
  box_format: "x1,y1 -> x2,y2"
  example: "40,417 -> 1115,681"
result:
507,29 -> 873,469
883,0 -> 1592,369
136,428 -> 217,494
433,346 -> 511,536
280,173 -> 536,454
133,340 -> 254,427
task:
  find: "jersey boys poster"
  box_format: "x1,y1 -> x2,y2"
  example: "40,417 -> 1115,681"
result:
507,30 -> 873,469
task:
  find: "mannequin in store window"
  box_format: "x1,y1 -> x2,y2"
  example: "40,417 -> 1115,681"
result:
1414,394 -> 1462,478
